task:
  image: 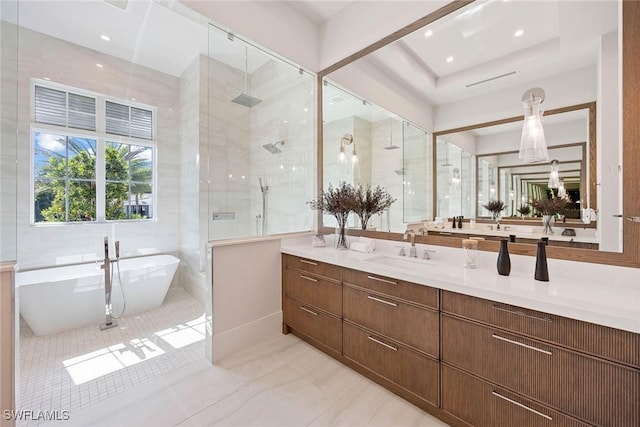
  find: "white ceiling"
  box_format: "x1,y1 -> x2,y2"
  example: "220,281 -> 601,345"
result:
284,0 -> 353,24
342,0 -> 618,107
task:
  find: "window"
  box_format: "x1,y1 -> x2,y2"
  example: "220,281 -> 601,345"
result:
32,81 -> 156,223
106,143 -> 153,220
34,133 -> 97,222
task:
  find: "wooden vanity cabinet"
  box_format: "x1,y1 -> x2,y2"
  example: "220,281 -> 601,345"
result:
282,254 -> 343,355
342,269 -> 440,407
441,291 -> 640,427
282,254 -> 640,427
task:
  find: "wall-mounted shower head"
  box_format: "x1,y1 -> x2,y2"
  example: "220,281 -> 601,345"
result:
262,140 -> 285,154
394,168 -> 405,176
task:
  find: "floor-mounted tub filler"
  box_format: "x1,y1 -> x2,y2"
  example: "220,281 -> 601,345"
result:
17,254 -> 179,336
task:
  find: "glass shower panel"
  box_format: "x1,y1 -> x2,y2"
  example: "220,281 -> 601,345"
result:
207,24 -> 315,240
436,138 -> 472,220
403,122 -> 432,224
0,0 -> 18,262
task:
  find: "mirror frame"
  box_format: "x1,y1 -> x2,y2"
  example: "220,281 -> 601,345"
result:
433,102 -> 596,222
316,0 -> 640,268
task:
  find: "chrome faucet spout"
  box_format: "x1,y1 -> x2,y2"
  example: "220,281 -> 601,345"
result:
403,229 -> 417,258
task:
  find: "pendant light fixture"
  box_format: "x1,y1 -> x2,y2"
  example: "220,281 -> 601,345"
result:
548,159 -> 561,188
519,87 -> 548,163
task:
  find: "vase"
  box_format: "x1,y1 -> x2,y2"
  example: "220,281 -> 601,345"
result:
497,239 -> 511,276
334,226 -> 349,250
542,215 -> 555,234
535,240 -> 549,281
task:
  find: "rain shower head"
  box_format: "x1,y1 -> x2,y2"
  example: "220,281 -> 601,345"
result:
384,144 -> 400,150
232,93 -> 262,108
262,140 -> 285,154
230,45 -> 263,108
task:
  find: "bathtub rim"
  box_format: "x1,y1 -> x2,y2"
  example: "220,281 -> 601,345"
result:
15,254 -> 180,287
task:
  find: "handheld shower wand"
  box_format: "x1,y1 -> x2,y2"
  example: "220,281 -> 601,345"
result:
100,235 -> 118,331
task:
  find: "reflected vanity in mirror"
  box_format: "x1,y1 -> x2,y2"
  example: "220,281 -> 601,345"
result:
317,0 -> 630,257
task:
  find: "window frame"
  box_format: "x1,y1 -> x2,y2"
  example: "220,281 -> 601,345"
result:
30,79 -> 158,225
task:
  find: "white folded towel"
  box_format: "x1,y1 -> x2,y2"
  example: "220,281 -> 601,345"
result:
350,237 -> 376,253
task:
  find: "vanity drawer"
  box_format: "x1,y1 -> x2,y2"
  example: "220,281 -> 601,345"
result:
442,290 -> 640,368
282,254 -> 342,281
284,267 -> 342,317
343,322 -> 439,406
285,296 -> 342,354
442,314 -> 640,427
441,364 -> 590,427
343,284 -> 438,357
343,268 -> 438,309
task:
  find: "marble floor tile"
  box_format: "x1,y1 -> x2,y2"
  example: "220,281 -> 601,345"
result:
176,365 -> 332,427
40,333 -> 451,427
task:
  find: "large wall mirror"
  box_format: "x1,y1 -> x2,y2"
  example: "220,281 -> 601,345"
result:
318,0 -> 640,264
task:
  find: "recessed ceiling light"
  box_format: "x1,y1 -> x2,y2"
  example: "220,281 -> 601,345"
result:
131,98 -> 136,101
514,29 -> 524,37
446,56 -> 454,63
100,34 -> 111,42
96,63 -> 103,68
424,30 -> 433,38
43,77 -> 50,81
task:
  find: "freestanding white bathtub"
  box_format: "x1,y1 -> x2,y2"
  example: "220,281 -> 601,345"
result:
17,254 -> 180,336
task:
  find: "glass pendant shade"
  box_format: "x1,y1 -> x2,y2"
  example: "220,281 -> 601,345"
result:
519,89 -> 548,163
548,159 -> 561,188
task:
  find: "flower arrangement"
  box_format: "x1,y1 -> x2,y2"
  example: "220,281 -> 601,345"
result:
308,182 -> 356,248
516,205 -> 531,217
530,196 -> 570,216
482,200 -> 505,219
352,184 -> 396,230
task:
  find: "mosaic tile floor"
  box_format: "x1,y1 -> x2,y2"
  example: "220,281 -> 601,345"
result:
18,287 -> 205,427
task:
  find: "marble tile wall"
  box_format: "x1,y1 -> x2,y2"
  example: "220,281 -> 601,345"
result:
13,25 -> 181,271
1,18 -> 18,263
178,58 -> 204,301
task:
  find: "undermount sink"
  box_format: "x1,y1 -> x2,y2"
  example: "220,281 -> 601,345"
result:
365,254 -> 436,270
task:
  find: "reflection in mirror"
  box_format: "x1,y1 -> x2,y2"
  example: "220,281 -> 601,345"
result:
321,0 -> 621,253
435,138 -> 474,220
403,122 -> 432,224
323,82 -> 431,232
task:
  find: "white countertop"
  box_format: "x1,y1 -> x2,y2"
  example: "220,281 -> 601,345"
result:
281,236 -> 640,334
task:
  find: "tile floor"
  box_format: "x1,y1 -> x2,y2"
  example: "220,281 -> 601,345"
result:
19,287 -> 206,427
40,333 -> 450,427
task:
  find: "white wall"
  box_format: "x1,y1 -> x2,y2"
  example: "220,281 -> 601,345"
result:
598,31 -> 621,252
15,27 -> 181,270
207,238 -> 283,362
180,0 -> 320,72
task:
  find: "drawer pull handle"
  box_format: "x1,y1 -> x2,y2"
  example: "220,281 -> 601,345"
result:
299,259 -> 318,266
299,306 -> 318,316
367,336 -> 398,351
367,295 -> 398,307
492,304 -> 552,323
367,275 -> 397,285
492,334 -> 552,356
491,391 -> 553,421
300,275 -> 318,283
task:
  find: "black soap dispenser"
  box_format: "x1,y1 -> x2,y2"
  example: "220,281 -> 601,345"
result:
457,216 -> 463,229
535,240 -> 549,282
497,239 -> 511,276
